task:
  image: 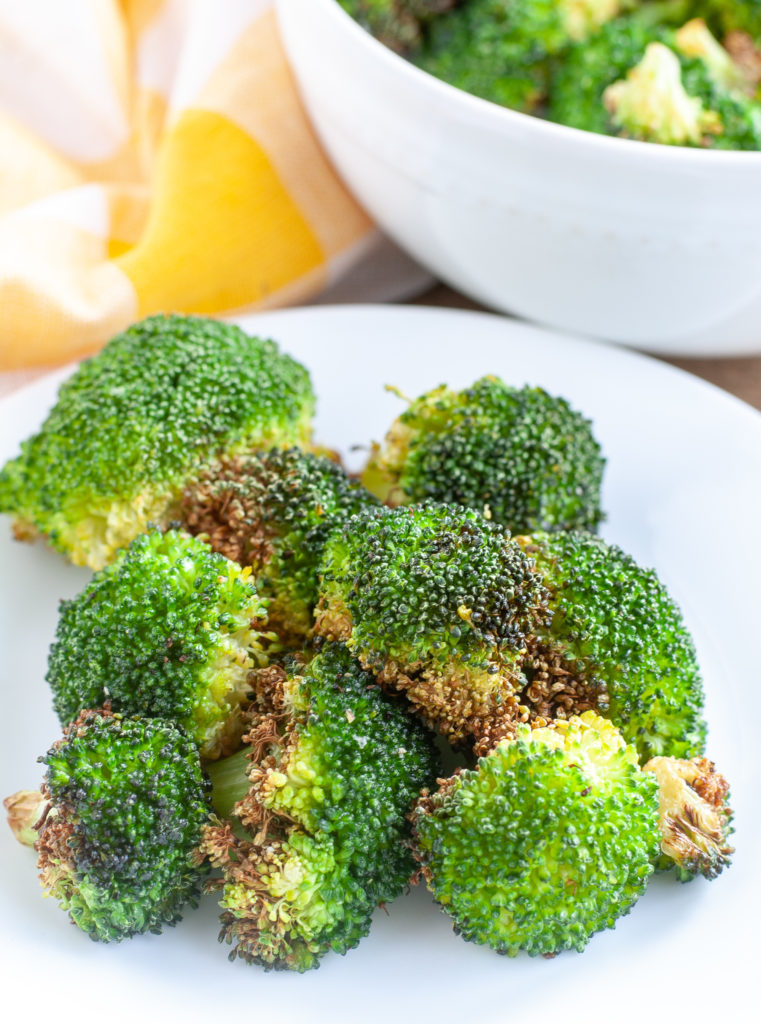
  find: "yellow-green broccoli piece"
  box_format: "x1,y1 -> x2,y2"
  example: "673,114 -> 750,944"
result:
0,314 -> 314,569
362,376 -> 605,534
180,448 -> 379,644
46,529 -> 272,760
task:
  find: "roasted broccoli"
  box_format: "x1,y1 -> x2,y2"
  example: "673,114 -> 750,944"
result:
408,1 -> 630,112
180,448 -> 379,643
644,754 -> 733,880
705,0 -> 761,43
337,0 -> 455,53
5,709 -> 211,942
46,529 -> 272,760
604,38 -> 761,147
413,712 -> 661,957
0,314 -> 314,569
362,376 -> 605,534
316,502 -> 547,749
549,9 -> 761,147
201,642 -> 439,971
517,530 -> 706,762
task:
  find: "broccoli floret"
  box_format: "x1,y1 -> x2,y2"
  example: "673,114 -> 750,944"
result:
337,1 -> 456,54
517,530 -> 706,762
201,643 -> 439,971
603,41 -> 724,143
362,377 -> 604,534
413,711 -> 661,957
644,755 -> 733,880
6,709 -> 211,942
180,448 -> 379,643
414,0 -> 628,112
604,39 -> 761,148
316,502 -> 547,749
46,529 -> 272,760
675,17 -> 757,94
0,314 -> 314,570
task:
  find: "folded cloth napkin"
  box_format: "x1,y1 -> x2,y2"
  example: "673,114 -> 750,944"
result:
0,0 -> 430,383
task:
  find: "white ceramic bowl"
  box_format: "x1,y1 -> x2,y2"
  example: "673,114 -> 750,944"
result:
276,0 -> 761,355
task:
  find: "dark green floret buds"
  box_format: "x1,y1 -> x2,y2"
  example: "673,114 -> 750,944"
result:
413,711 -> 661,957
10,709 -> 211,942
0,313 -> 314,569
180,448 -> 379,643
362,377 -> 605,535
46,529 -> 272,760
201,642 -> 439,971
316,502 -> 547,749
517,530 -> 706,762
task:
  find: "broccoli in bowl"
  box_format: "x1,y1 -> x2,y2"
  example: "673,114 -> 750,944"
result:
340,0 -> 761,149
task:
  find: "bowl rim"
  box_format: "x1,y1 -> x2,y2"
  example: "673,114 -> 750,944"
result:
304,0 -> 761,166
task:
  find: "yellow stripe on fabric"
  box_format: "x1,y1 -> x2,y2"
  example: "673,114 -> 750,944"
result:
198,8 -> 373,262
116,107 -> 325,315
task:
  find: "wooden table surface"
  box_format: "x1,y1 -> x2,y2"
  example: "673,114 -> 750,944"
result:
412,284 -> 761,413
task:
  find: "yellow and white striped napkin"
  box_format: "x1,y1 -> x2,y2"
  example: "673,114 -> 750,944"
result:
0,0 -> 426,385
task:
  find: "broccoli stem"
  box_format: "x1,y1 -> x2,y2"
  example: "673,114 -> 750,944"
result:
206,748 -> 252,820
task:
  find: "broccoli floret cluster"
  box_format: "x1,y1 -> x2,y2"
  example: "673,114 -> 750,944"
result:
46,529 -> 272,760
517,530 -> 707,762
0,314 -> 314,569
316,502 -> 547,748
12,709 -> 211,942
201,643 -> 439,971
345,0 -> 761,149
362,376 -> 604,534
413,712 -> 661,956
180,448 -> 379,642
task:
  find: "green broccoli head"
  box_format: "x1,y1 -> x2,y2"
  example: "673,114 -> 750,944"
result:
337,0 -> 456,53
517,530 -> 707,762
201,642 -> 439,971
644,755 -> 733,881
316,502 -> 548,749
24,709 -> 211,942
413,711 -> 661,957
362,377 -> 605,534
46,529 -> 272,760
0,314 -> 314,569
180,448 -> 379,643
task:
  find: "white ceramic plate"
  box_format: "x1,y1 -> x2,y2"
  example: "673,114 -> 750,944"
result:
1,306 -> 759,1024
